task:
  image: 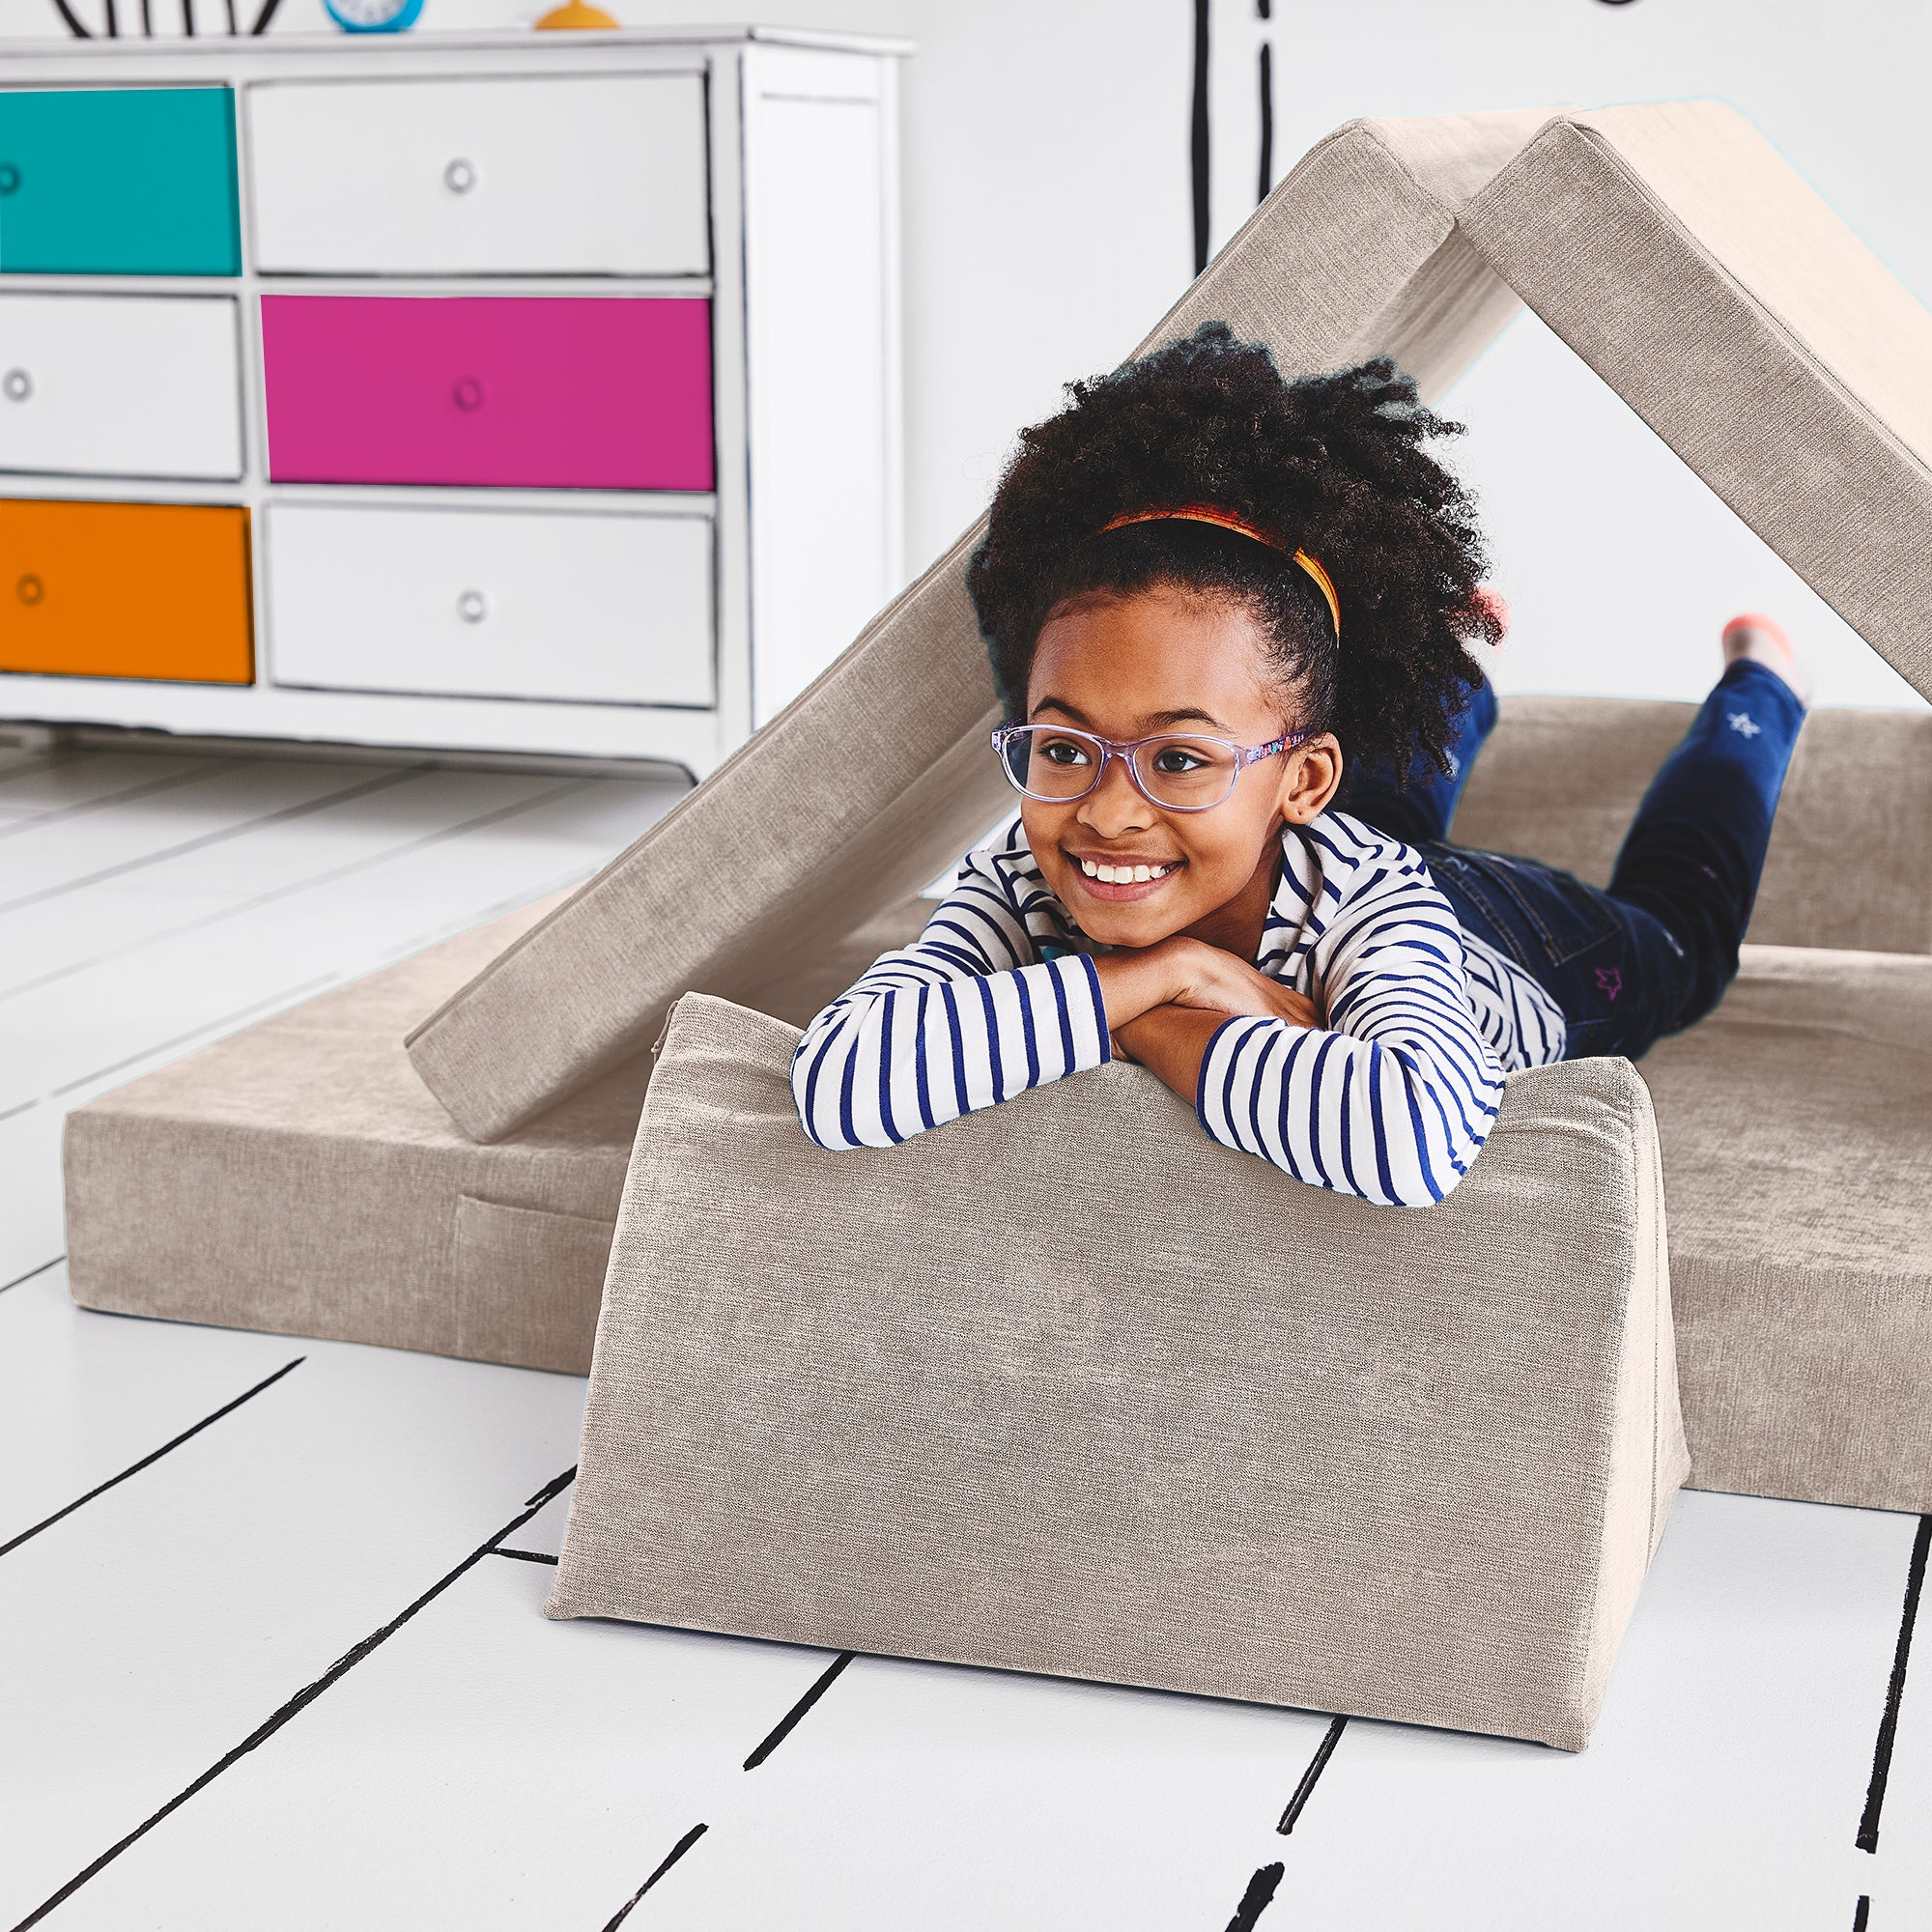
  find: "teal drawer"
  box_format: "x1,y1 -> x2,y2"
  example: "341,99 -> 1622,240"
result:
0,88 -> 240,275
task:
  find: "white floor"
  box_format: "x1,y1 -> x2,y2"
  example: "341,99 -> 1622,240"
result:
1,737 -> 1926,1932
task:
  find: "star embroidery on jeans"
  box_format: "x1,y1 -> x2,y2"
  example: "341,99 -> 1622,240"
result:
1595,966 -> 1623,1001
1727,710 -> 1762,737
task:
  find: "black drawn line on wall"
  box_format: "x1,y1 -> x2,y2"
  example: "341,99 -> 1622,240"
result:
0,1355 -> 304,1561
1,1254 -> 64,1296
1190,0 -> 1211,274
1853,1896 -> 1871,1931
47,0 -> 90,38
1224,1860 -> 1284,1932
1278,1714 -> 1348,1833
601,1822 -> 709,1932
1858,1512 -> 1932,1852
1256,0 -> 1273,206
1256,43 -> 1273,207
493,1546 -> 561,1567
10,1465 -> 579,1932
743,1650 -> 856,1770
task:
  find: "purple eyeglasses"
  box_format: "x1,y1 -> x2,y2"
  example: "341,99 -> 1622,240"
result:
991,722 -> 1307,813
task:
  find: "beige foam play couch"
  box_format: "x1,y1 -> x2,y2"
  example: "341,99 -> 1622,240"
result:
60,100 -> 1932,1742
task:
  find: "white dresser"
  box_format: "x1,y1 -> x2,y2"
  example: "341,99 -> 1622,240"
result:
0,27 -> 905,778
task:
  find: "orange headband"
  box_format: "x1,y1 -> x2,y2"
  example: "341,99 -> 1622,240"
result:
1098,505 -> 1341,639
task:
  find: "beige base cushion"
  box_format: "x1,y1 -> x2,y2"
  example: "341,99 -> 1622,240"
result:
549,994 -> 1688,1752
64,896 -> 639,1374
1639,945 -> 1932,1510
1451,697 -> 1932,954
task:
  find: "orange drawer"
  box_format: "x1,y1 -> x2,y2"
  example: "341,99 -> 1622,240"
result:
0,498 -> 253,684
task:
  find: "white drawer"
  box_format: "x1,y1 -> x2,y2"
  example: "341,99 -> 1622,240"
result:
246,74 -> 710,278
266,503 -> 714,708
0,294 -> 242,482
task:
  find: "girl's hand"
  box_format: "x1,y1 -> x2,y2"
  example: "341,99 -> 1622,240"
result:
1160,939 -> 1321,1029
1093,935 -> 1319,1044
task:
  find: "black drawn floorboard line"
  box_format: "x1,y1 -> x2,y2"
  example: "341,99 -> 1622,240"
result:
493,1546 -> 559,1566
0,1356 -> 304,1560
1,768 -> 561,1005
19,785 -> 621,1106
0,1254 -> 64,1296
1278,1715 -> 1348,1833
1853,1896 -> 1870,1931
10,1465 -> 577,1931
743,1651 -> 855,1771
1223,1861 -> 1284,1932
0,764 -> 420,916
1858,1512 -> 1931,1853
600,1821 -> 708,1931
0,759 -> 217,845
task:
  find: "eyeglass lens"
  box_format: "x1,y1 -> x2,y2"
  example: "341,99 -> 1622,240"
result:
1000,726 -> 1241,810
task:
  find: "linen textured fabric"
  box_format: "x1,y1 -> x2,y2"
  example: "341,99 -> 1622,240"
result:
62,895 -> 646,1374
1638,947 -> 1932,1510
550,994 -> 1686,1751
404,108 -> 1550,1145
1462,102 -> 1932,701
1453,699 -> 1932,1509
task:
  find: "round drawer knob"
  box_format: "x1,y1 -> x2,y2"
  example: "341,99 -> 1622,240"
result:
443,157 -> 477,195
456,588 -> 488,624
451,377 -> 485,412
17,573 -> 43,607
0,164 -> 18,196
3,369 -> 31,403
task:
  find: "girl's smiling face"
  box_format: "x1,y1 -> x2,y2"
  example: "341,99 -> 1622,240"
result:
1022,586 -> 1343,952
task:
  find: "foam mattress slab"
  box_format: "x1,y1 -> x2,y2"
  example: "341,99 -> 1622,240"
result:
549,994 -> 1689,1752
63,895 -> 641,1375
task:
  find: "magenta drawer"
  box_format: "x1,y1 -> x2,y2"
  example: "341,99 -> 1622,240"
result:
260,295 -> 713,491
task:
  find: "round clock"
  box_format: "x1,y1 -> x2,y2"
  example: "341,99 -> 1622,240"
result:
324,0 -> 424,33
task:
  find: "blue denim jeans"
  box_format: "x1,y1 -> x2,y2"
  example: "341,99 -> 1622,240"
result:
1333,661 -> 1805,1061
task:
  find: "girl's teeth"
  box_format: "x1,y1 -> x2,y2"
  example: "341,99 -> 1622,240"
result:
1079,859 -> 1172,884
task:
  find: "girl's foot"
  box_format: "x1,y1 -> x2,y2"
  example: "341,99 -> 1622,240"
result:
1721,613 -> 1811,706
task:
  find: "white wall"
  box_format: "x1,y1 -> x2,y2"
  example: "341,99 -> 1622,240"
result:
4,0 -> 1926,709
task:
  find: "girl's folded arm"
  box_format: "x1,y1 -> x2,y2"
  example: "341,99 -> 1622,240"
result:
1196,883 -> 1505,1208
791,865 -> 1112,1150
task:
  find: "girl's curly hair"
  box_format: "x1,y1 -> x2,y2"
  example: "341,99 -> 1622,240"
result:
966,325 -> 1499,783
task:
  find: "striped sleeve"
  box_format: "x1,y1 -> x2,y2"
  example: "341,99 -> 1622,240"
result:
1196,830 -> 1505,1208
791,853 -> 1112,1151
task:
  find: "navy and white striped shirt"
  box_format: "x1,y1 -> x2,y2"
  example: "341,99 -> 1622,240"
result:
791,812 -> 1567,1208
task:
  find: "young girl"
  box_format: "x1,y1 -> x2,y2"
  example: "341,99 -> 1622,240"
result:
791,326 -> 1806,1207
